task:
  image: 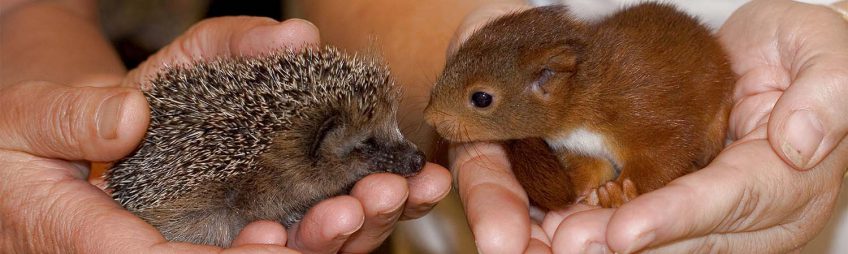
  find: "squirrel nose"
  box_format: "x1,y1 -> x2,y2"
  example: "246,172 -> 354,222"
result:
423,104 -> 444,129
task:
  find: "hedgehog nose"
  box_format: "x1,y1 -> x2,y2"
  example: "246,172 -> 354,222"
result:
398,149 -> 425,177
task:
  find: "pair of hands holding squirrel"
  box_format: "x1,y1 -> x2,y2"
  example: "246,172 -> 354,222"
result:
0,1 -> 451,253
2,0 -> 847,253
451,0 -> 848,253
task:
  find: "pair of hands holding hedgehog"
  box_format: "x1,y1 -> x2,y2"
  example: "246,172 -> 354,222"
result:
449,0 -> 848,253
0,1 -> 451,253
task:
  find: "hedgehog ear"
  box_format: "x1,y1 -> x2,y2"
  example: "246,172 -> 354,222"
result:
309,115 -> 338,159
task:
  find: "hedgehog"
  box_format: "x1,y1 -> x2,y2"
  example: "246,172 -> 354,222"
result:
106,47 -> 425,247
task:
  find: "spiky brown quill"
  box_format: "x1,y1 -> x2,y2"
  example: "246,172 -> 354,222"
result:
106,47 -> 425,247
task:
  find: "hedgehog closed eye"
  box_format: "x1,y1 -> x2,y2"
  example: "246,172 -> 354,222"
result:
310,116 -> 339,159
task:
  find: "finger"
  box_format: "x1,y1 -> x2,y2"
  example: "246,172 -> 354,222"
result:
766,4 -> 848,170
550,208 -> 614,254
541,204 -> 597,236
288,196 -> 364,254
339,173 -> 408,253
452,142 -> 531,254
727,87 -> 779,140
0,81 -> 149,162
638,227 -> 801,254
231,220 -> 287,247
447,3 -> 531,55
604,139 -> 800,253
401,162 -> 452,219
526,224 -> 552,254
218,245 -> 300,254
126,17 -> 321,88
614,137 -> 848,253
234,18 -> 320,56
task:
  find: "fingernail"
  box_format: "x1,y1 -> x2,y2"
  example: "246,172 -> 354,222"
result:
623,231 -> 654,254
281,18 -> 319,33
339,216 -> 365,239
584,242 -> 609,254
781,110 -> 824,169
335,230 -> 357,241
241,20 -> 319,56
96,93 -> 127,139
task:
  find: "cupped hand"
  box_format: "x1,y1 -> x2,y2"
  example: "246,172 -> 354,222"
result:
1,15 -> 451,253
449,0 -> 848,253
545,0 -> 848,253
127,17 -> 452,254
0,16 -> 317,253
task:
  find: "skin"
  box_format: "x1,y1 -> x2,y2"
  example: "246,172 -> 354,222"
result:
448,0 -> 848,253
0,0 -> 452,253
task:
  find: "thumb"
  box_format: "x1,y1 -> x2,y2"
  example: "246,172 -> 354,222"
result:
125,17 -> 320,88
768,13 -> 848,170
0,81 -> 149,161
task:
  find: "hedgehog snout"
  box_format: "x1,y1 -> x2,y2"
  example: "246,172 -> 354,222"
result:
367,141 -> 425,177
397,148 -> 425,177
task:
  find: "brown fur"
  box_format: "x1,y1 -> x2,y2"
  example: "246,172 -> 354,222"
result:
503,138 -> 576,209
426,3 -> 735,209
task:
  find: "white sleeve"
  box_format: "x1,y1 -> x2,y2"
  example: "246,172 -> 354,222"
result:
529,0 -> 839,29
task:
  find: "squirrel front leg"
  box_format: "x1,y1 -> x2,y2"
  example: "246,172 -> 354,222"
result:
505,138 -> 622,210
504,138 -> 576,211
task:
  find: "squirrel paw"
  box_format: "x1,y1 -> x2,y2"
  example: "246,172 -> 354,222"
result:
580,178 -> 639,208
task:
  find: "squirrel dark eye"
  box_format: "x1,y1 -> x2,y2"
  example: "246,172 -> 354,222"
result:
471,92 -> 493,108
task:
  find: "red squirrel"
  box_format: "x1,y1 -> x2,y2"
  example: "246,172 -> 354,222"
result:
425,3 -> 735,209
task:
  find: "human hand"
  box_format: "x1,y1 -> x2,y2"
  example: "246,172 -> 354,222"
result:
0,15 -> 318,253
542,0 -> 848,253
2,14 -> 452,253
449,0 -> 848,253
125,16 -> 452,253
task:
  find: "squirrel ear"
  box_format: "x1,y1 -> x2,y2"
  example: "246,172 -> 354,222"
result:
547,50 -> 578,73
543,40 -> 583,73
530,68 -> 556,101
528,41 -> 584,101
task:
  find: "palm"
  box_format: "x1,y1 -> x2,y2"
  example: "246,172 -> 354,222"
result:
0,151 -> 243,253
